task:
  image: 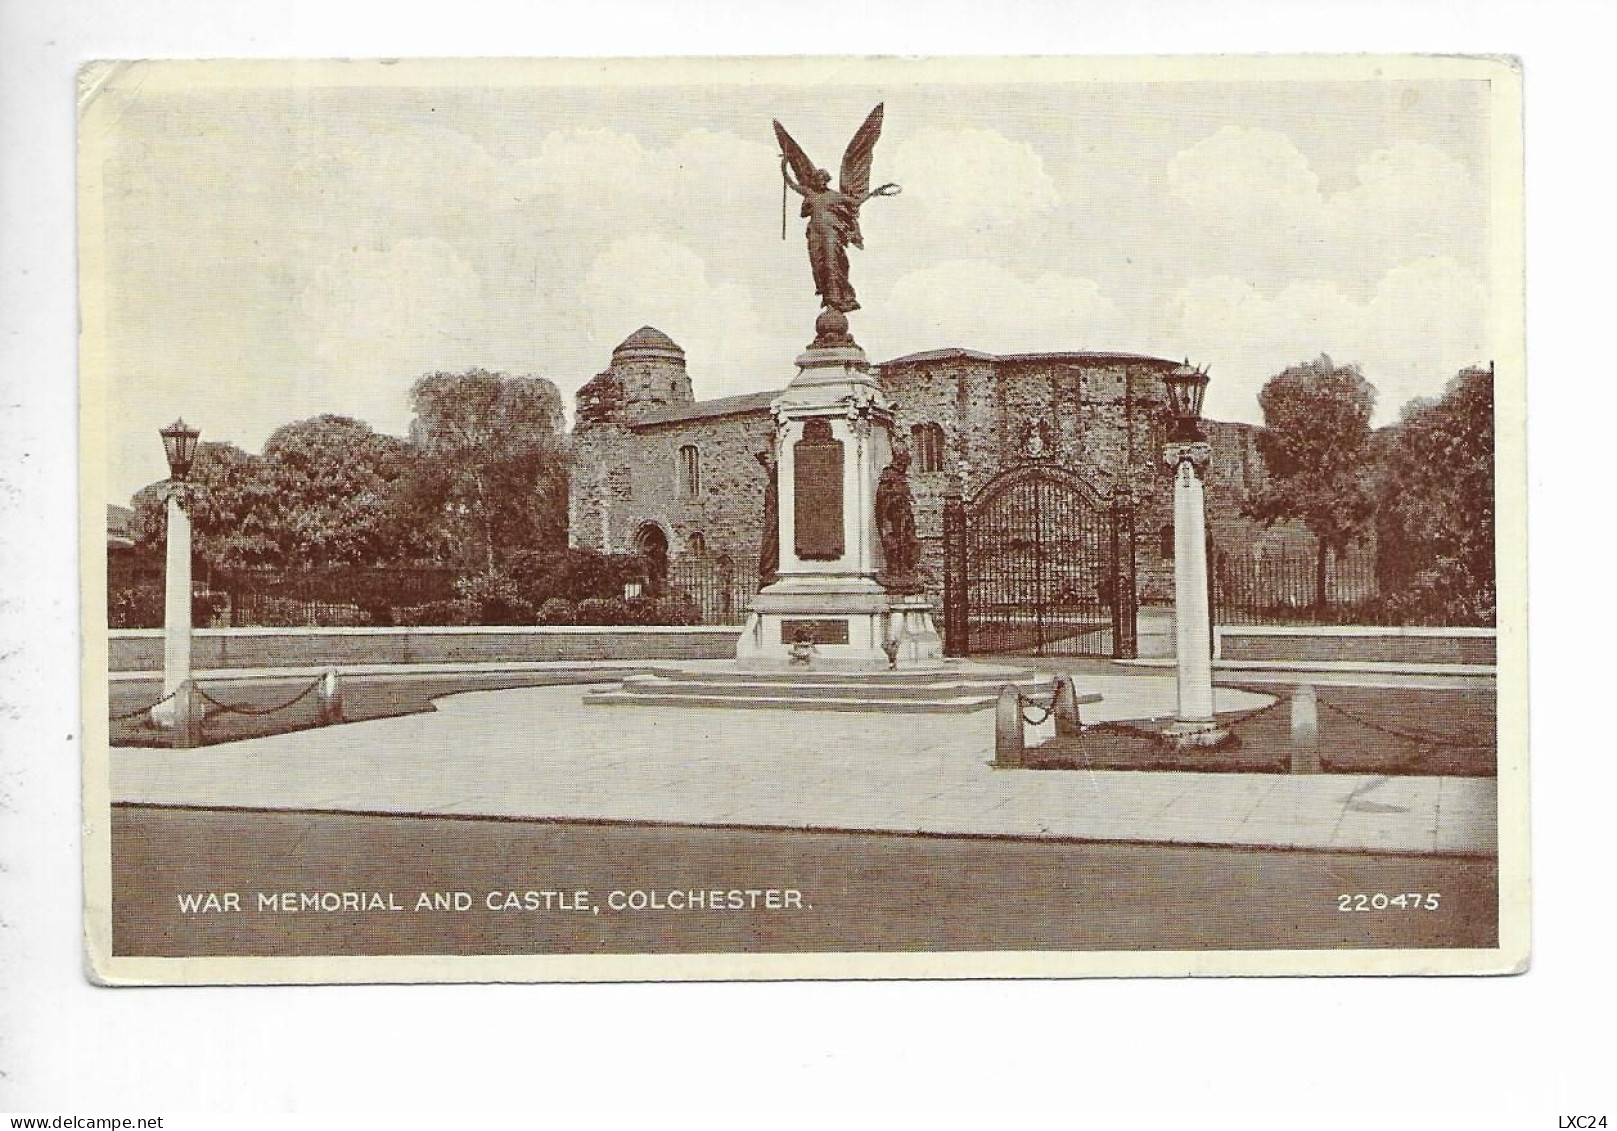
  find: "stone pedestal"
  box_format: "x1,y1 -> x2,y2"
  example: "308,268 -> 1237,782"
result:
886,596 -> 944,667
736,319 -> 943,670
1163,441 -> 1227,748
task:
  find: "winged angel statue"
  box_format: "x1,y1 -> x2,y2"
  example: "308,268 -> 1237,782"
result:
774,104 -> 900,315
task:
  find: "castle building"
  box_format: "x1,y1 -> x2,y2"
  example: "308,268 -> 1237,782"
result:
570,327 -> 1280,621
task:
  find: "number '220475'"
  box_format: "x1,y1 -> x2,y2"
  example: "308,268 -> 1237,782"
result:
1337,893 -> 1441,912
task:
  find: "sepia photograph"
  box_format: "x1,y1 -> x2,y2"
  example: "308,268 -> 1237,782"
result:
77,54 -> 1525,983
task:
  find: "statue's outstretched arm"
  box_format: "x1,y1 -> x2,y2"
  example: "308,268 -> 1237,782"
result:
780,158 -> 807,197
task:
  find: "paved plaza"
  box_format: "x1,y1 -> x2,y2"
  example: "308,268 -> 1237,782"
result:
111,666 -> 1497,856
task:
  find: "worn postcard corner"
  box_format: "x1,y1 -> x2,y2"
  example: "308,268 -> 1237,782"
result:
80,54 -> 1525,985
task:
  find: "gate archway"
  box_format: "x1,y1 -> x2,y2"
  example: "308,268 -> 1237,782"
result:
633,522 -> 670,595
942,464 -> 1137,659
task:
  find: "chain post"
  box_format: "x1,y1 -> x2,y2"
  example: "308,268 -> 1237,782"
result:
994,685 -> 1025,768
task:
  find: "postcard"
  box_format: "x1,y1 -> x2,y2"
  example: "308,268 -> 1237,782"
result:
80,54 -> 1526,983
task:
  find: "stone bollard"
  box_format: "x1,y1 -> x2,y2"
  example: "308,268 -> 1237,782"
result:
994,685 -> 1025,768
318,666 -> 344,725
1053,675 -> 1083,739
171,679 -> 198,750
1290,683 -> 1320,774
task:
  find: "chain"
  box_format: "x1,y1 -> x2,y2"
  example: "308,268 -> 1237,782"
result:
193,675 -> 325,720
1219,697 -> 1282,728
1015,686 -> 1059,727
109,689 -> 176,721
1315,696 -> 1491,751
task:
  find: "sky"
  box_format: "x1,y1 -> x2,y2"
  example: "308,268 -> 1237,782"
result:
89,62 -> 1494,504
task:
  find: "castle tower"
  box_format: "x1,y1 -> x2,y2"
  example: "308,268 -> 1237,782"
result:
576,326 -> 693,427
571,327 -> 696,553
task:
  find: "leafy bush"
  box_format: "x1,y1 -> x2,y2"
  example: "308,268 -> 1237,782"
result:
654,595 -> 702,626
361,598 -> 395,627
535,597 -> 576,625
574,596 -> 619,625
108,587 -> 164,629
452,569 -> 534,625
506,548 -> 647,607
1372,572 -> 1496,628
534,593 -> 698,626
241,596 -> 317,627
392,599 -> 475,627
193,591 -> 229,627
618,597 -> 657,625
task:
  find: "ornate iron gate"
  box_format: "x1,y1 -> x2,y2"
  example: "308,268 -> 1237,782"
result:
943,465 -> 1136,659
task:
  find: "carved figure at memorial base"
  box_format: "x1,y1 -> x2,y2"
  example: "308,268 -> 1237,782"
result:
876,446 -> 924,593
755,448 -> 779,584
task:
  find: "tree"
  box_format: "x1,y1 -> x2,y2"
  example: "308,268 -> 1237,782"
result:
260,414 -> 416,567
404,370 -> 570,571
128,440 -> 280,573
1374,365 -> 1495,625
1246,354 -> 1378,617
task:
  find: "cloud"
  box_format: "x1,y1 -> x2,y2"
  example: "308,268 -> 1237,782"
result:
518,127 -> 781,244
1166,127 -> 1485,283
1162,256 -> 1487,425
326,121 -> 516,232
881,259 -> 1123,356
291,239 -> 489,427
1336,140 -> 1481,256
1168,126 -> 1322,221
890,127 -> 1059,230
579,235 -> 769,395
97,86 -> 1497,507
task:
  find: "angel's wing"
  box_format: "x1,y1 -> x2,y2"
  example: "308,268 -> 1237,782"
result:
839,104 -> 884,199
773,120 -> 818,187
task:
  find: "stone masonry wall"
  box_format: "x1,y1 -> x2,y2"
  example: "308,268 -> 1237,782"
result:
573,408 -> 775,573
878,353 -> 1181,604
610,411 -> 778,562
570,343 -> 1299,610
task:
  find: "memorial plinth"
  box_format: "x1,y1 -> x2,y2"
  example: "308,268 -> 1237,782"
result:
736,318 -> 943,670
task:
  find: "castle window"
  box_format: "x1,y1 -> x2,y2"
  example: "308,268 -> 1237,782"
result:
677,444 -> 701,498
911,423 -> 946,473
1159,523 -> 1174,559
687,532 -> 706,556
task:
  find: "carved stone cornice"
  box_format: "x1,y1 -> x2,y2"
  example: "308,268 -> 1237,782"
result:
1162,440 -> 1213,477
842,388 -> 882,436
161,480 -> 196,509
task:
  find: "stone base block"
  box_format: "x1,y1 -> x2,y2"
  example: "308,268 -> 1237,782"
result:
735,585 -> 944,671
888,599 -> 944,667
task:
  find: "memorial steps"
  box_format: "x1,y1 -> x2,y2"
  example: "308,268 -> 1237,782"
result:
582,663 -> 1056,714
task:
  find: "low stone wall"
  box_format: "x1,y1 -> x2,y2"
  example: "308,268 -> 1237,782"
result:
1215,625 -> 1496,666
109,625 -> 741,673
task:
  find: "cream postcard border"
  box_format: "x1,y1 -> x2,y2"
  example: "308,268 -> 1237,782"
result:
78,52 -> 1528,984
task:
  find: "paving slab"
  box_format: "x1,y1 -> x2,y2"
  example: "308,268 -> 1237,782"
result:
110,676 -> 1495,856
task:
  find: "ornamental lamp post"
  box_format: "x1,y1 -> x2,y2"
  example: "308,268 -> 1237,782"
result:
1163,359 -> 1211,442
1161,364 -> 1226,748
160,417 -> 201,482
151,418 -> 200,743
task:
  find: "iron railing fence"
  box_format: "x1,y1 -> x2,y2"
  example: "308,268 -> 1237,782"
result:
218,566 -> 459,627
1211,546 -> 1379,626
663,555 -> 756,626
110,559 -> 759,629
108,566 -> 459,629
